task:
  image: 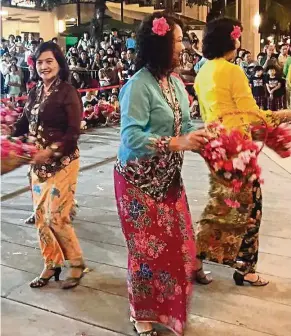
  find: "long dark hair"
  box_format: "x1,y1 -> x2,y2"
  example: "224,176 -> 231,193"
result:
135,11 -> 183,78
32,41 -> 70,81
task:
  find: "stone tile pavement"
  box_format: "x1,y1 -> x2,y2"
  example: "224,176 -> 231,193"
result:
1,125 -> 291,336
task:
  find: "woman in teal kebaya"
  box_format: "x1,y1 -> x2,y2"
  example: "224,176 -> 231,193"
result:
114,12 -> 209,336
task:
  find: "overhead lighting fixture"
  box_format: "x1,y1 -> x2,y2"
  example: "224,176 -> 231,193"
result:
58,20 -> 66,33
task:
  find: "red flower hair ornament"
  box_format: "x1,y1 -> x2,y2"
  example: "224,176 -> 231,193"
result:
230,25 -> 241,40
152,17 -> 170,36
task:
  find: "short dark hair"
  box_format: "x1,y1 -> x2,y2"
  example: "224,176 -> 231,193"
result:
242,51 -> 251,59
127,48 -> 135,54
253,65 -> 263,72
135,11 -> 183,78
257,52 -> 265,58
32,41 -> 70,81
266,65 -> 277,72
202,17 -> 243,60
16,35 -> 22,41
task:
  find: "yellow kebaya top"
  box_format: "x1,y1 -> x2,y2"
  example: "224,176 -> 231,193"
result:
194,58 -> 277,135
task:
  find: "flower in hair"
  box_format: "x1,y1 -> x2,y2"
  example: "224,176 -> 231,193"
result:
230,25 -> 241,40
152,17 -> 170,36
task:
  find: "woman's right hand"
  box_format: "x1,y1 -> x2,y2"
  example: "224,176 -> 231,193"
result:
170,129 -> 210,152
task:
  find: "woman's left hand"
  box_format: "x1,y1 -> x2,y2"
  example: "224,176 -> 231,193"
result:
31,148 -> 53,164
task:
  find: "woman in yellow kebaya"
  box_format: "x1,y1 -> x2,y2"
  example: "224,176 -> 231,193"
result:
194,18 -> 291,287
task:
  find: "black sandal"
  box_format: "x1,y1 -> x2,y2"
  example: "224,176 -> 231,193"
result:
195,268 -> 213,285
233,271 -> 269,286
30,267 -> 62,288
61,264 -> 86,290
130,317 -> 158,336
25,213 -> 35,225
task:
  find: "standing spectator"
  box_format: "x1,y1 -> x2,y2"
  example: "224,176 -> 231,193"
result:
25,41 -> 38,65
278,44 -> 289,68
262,44 -> 277,69
257,52 -> 265,66
77,32 -> 91,51
99,49 -> 106,60
98,59 -> 115,87
100,34 -> 110,50
24,32 -> 35,49
126,48 -> 135,70
240,51 -> 253,79
110,28 -> 122,54
125,31 -> 136,51
250,65 -> 266,109
0,39 -> 8,56
0,53 -> 11,77
52,37 -> 58,44
77,51 -> 90,69
5,64 -> 21,98
234,56 -> 243,66
286,61 -> 291,109
38,37 -> 44,45
7,34 -> 16,54
88,45 -> 96,64
266,65 -> 283,111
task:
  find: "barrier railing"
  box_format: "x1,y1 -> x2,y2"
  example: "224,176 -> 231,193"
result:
1,82 -> 194,104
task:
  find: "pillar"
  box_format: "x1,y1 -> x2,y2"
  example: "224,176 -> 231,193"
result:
240,0 -> 260,58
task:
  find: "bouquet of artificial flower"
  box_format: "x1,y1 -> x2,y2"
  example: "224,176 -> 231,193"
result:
251,123 -> 291,158
201,122 -> 262,208
1,136 -> 37,175
0,104 -> 21,126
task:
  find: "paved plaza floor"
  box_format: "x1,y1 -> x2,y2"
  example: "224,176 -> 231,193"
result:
1,125 -> 291,336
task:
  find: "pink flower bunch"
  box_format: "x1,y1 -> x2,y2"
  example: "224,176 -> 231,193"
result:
230,25 -> 241,40
0,105 -> 21,126
201,122 -> 261,208
152,17 -> 170,36
251,123 -> 291,158
1,136 -> 37,160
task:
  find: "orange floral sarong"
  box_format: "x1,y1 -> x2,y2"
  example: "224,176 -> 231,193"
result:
31,159 -> 83,268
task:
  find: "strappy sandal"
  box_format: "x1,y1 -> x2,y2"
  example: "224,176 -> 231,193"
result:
61,264 -> 86,290
195,268 -> 213,285
130,317 -> 158,336
233,271 -> 269,286
25,213 -> 35,225
30,267 -> 61,288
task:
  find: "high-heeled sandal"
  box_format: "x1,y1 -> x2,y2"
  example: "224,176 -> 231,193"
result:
130,317 -> 158,336
195,268 -> 213,285
233,271 -> 269,286
61,264 -> 86,290
30,267 -> 61,288
25,213 -> 35,225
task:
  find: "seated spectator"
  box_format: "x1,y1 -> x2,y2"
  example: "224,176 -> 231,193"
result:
68,57 -> 83,71
98,59 -> 115,87
67,46 -> 79,60
71,71 -> 86,89
83,101 -> 99,128
126,32 -> 136,51
82,90 -> 98,106
78,51 -> 90,69
91,53 -> 102,71
5,64 -> 21,98
99,49 -> 106,60
107,92 -> 120,125
266,65 -> 284,111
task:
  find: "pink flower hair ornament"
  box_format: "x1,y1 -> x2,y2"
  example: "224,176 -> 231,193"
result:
152,17 -> 170,36
230,25 -> 241,40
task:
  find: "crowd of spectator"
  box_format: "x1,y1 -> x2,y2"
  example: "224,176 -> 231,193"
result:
1,29 -> 291,130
